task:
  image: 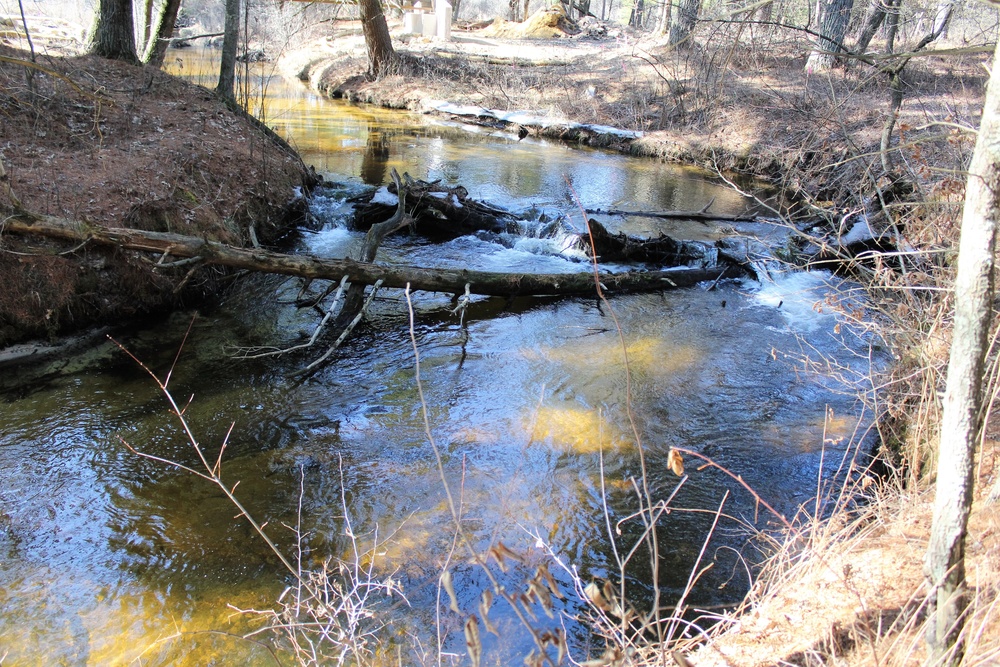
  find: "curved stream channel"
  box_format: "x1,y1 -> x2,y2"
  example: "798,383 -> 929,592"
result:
0,52 -> 880,664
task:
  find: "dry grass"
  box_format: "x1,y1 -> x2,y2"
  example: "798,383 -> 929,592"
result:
683,458 -> 1000,667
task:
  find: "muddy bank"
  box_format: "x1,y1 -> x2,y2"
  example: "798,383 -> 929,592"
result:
0,46 -> 312,347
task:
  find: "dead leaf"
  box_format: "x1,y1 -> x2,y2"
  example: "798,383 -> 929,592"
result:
537,563 -> 564,599
441,569 -> 461,614
464,614 -> 482,667
488,541 -> 525,572
668,448 -> 685,477
584,580 -> 608,611
479,590 -> 499,636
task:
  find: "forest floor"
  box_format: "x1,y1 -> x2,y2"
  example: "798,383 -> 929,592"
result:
0,44 -> 311,349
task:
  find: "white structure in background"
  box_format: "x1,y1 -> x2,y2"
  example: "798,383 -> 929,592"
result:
436,0 -> 452,39
402,0 -> 452,39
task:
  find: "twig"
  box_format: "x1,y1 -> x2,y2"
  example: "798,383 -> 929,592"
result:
294,278 -> 384,376
238,275 -> 350,359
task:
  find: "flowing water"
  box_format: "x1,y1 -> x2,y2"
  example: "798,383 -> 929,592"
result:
0,50 -> 881,664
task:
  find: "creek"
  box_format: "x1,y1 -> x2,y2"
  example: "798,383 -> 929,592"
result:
0,50 -> 880,664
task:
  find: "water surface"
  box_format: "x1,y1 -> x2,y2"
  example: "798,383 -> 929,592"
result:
0,50 -> 878,665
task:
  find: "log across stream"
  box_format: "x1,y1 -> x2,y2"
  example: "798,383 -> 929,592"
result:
4,170 -> 766,373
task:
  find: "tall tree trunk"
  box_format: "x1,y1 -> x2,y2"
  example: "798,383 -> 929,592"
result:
140,0 -> 153,47
655,0 -> 671,35
88,0 -> 139,64
883,0 -> 900,52
853,0 -> 889,53
629,0 -> 645,27
360,0 -> 396,78
668,0 -> 702,44
924,36 -> 1000,666
804,0 -> 855,72
217,0 -> 240,105
142,0 -> 182,67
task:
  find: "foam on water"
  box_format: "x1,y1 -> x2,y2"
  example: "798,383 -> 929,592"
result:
749,269 -> 844,333
301,226 -> 357,257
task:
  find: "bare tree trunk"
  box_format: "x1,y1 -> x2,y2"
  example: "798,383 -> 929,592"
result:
142,0 -> 182,67
88,0 -> 139,64
924,36 -> 1000,667
668,0 -> 702,44
655,0 -> 671,35
140,0 -> 153,47
805,0 -> 855,72
360,0 -> 396,77
217,0 -> 240,105
853,0 -> 890,53
629,0 -> 645,27
883,0 -> 900,52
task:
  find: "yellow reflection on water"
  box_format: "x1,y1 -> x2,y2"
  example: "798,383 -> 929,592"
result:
89,586 -> 275,666
524,336 -> 701,380
759,409 -> 862,454
529,405 -> 626,454
0,579 -> 280,666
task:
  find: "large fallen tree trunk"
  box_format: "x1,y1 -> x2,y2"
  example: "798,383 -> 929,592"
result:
2,212 -> 746,297
352,174 -> 520,237
587,218 -> 712,264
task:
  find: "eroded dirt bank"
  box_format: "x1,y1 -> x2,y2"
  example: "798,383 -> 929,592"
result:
0,46 -> 311,348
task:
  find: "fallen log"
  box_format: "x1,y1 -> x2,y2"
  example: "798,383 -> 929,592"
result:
587,218 -> 710,265
352,174 -> 519,237
585,207 -> 759,223
2,212 -> 745,297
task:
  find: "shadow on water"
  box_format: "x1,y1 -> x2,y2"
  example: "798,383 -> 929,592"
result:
0,48 -> 883,664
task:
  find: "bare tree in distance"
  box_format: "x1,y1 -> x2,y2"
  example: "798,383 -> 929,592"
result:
217,0 -> 240,105
360,0 -> 396,78
805,0 -> 855,72
667,0 -> 702,44
143,0 -> 183,67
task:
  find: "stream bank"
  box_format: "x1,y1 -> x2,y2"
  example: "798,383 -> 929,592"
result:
0,46 -> 312,348
282,17 -> 986,219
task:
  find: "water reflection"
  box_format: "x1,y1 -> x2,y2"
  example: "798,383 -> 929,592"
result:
360,123 -> 392,185
167,48 -> 751,216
